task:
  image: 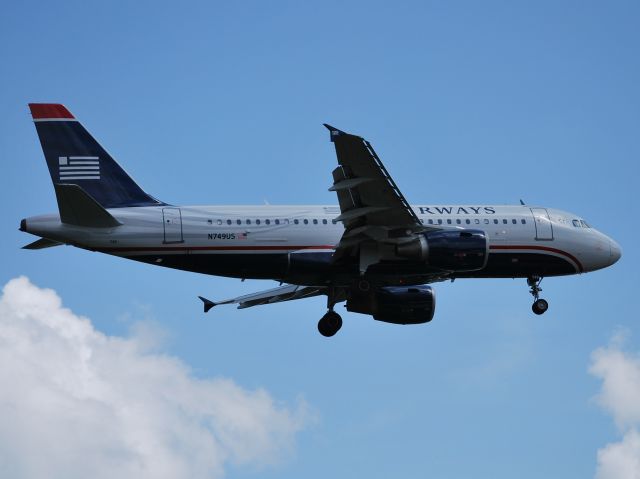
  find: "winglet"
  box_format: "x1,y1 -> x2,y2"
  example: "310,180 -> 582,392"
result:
323,124 -> 346,142
198,296 -> 216,313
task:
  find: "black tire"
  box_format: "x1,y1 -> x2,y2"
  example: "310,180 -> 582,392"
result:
318,311 -> 343,337
532,298 -> 549,315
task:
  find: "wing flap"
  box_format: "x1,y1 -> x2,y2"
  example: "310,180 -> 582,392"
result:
334,206 -> 389,223
328,177 -> 375,191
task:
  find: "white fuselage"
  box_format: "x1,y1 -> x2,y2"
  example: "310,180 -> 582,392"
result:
24,204 -> 621,284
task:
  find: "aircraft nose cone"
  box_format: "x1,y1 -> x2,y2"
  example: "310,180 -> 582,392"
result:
610,239 -> 622,265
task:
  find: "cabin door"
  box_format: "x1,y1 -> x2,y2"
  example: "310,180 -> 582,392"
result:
162,207 -> 183,243
530,208 -> 553,241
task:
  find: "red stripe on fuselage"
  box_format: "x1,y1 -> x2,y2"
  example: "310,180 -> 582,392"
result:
489,244 -> 583,272
28,103 -> 74,119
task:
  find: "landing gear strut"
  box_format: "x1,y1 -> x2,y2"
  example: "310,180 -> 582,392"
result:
318,310 -> 342,337
527,276 -> 549,315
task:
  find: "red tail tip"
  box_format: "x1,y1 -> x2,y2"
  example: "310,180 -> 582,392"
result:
28,103 -> 75,120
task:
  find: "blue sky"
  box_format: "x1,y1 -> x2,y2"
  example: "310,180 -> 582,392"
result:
1,1 -> 639,478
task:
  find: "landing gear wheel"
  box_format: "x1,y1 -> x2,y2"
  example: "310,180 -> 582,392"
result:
532,298 -> 549,315
527,276 -> 548,315
318,310 -> 343,337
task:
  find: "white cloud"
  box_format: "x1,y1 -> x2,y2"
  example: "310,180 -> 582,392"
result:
590,332 -> 640,479
596,430 -> 640,479
0,276 -> 309,479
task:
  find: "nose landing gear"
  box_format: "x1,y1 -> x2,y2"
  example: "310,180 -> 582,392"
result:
527,276 -> 549,315
532,298 -> 549,315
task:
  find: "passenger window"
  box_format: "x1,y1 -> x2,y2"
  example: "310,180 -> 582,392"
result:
256,219 -> 261,225
303,219 -> 309,225
521,219 -> 526,224
236,219 -> 241,225
512,219 -> 517,224
465,219 -> 471,224
275,219 -> 280,225
332,219 -> 337,224
294,219 -> 299,225
572,219 -> 581,227
217,219 -> 222,225
227,219 -> 232,225
313,219 -> 318,224
447,219 -> 452,224
475,219 -> 480,224
456,219 -> 461,224
207,219 -> 213,224
428,219 -> 434,225
580,220 -> 590,228
484,219 -> 490,224
246,219 -> 251,225
438,219 -> 443,225
493,219 -> 499,224
265,219 -> 270,225
502,219 -> 508,224
322,219 -> 328,224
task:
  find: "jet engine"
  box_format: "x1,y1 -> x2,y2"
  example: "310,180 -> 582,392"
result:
347,285 -> 436,324
395,229 -> 488,272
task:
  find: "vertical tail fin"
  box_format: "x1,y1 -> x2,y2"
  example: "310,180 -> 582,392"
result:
29,104 -> 164,208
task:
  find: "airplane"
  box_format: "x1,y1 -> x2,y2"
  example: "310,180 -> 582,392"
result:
20,103 -> 622,337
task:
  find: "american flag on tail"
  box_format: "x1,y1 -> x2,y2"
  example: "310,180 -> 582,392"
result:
58,156 -> 100,180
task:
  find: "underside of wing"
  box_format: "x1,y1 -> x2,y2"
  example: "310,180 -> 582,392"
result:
198,284 -> 326,312
326,124 -> 421,230
324,125 -> 438,271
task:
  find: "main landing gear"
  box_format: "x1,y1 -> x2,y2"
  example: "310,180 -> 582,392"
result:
527,276 -> 549,315
318,309 -> 343,337
318,290 -> 344,337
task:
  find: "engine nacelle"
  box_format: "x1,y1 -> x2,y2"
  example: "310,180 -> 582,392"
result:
347,285 -> 436,324
396,229 -> 488,272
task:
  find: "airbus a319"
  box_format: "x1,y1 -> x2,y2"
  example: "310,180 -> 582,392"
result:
20,104 -> 621,336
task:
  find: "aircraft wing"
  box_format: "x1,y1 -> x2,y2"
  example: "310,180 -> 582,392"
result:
324,124 -> 431,268
198,284 -> 325,312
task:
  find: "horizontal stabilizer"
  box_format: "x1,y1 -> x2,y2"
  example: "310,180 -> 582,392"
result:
198,296 -> 217,313
55,183 -> 122,228
22,238 -> 63,250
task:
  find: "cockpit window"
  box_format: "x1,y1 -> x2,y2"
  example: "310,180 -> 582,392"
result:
572,219 -> 592,228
